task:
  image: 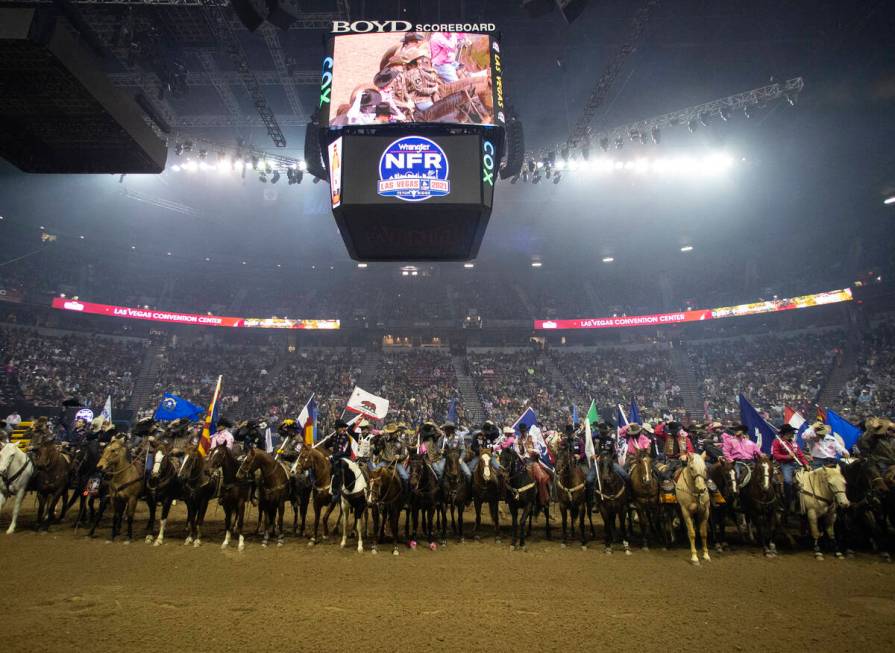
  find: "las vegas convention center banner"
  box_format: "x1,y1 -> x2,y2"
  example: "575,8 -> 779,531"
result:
51,298 -> 339,330
534,288 -> 853,330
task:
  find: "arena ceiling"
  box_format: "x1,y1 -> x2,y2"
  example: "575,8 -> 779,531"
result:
0,0 -> 893,286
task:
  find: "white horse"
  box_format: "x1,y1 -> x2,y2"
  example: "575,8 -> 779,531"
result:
796,464 -> 849,559
0,442 -> 35,534
675,451 -> 712,565
338,458 -> 368,553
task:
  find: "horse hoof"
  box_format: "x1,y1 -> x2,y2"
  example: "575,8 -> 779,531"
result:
561,543 -> 567,549
581,545 -> 588,551
221,542 -> 228,550
308,540 -> 316,547
392,549 -> 400,557
691,559 -> 700,566
703,554 -> 711,562
184,538 -> 192,546
835,552 -> 844,560
371,548 -> 378,555
604,548 -> 612,555
458,537 -> 464,544
815,554 -> 824,560
144,535 -> 153,544
409,540 -> 417,550
277,541 -> 284,548
193,540 -> 201,548
153,539 -> 163,547
262,542 -> 268,549
495,538 -> 501,544
429,542 -> 438,551
625,549 -> 632,556
123,540 -> 131,545
510,545 -> 516,551
474,535 -> 480,541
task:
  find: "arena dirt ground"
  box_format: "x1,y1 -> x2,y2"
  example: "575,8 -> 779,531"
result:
1,500 -> 894,653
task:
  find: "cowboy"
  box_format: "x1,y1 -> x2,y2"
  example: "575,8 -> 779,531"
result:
418,421 -> 439,461
857,417 -> 895,474
519,422 -> 551,505
5,410 -> 21,431
329,419 -> 353,503
355,419 -> 375,465
210,417 -> 235,450
621,423 -> 652,468
371,423 -> 409,485
701,421 -> 727,463
771,424 -> 808,507
430,31 -> 466,83
433,421 -> 471,482
804,422 -> 850,468
277,418 -> 303,453
656,421 -> 693,481
721,424 -> 761,485
373,67 -> 413,121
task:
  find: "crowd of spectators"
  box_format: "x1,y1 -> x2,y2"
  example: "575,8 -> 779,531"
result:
688,330 -> 845,420
0,327 -> 147,409
550,347 -> 684,417
839,321 -> 895,418
372,350 -> 463,424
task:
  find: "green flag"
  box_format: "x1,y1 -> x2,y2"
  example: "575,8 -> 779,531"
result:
587,399 -> 600,426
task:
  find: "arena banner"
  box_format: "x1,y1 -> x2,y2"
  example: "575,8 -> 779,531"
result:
50,298 -> 340,330
534,288 -> 853,330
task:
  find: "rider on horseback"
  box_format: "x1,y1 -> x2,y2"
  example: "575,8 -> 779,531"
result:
329,419 -> 353,504
771,423 -> 808,509
371,422 -> 410,487
721,423 -> 761,485
804,422 -> 851,468
656,421 -> 694,482
211,417 -> 236,450
433,421 -> 471,482
857,417 -> 895,474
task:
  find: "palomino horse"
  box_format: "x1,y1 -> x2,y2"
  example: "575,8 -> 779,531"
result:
144,442 -> 181,546
439,449 -> 470,544
369,463 -> 404,556
708,458 -> 742,552
471,447 -> 501,542
627,450 -> 659,551
334,457 -> 368,553
32,440 -> 72,530
841,458 -> 892,561
554,446 -> 588,549
408,452 -> 440,549
177,442 -> 219,548
92,439 -> 144,541
0,441 -> 34,533
594,454 -> 629,555
295,447 -> 337,545
207,444 -> 249,551
796,464 -> 850,559
237,447 -> 289,547
743,454 -> 784,558
675,452 -> 712,565
497,447 -> 536,551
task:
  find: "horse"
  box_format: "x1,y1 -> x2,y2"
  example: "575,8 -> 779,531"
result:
627,450 -> 659,551
58,439 -> 100,523
497,447 -> 536,550
675,452 -> 712,565
31,440 -> 72,531
707,458 -> 742,552
288,459 -> 313,537
840,458 -> 892,561
177,442 -> 219,547
236,447 -> 289,547
143,441 -> 181,546
369,462 -> 404,556
594,454 -> 630,555
796,464 -> 850,559
207,444 -> 249,551
0,441 -> 34,533
554,445 -> 588,549
334,456 -> 368,553
408,452 -> 440,550
743,454 -> 783,558
439,448 -> 470,544
91,438 -> 144,541
471,447 -> 501,542
295,446 -> 338,545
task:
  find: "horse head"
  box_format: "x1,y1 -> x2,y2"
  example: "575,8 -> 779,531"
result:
823,465 -> 850,508
714,458 -> 738,499
753,454 -> 773,493
235,445 -> 258,481
96,439 -> 126,475
32,441 -> 58,472
478,449 -> 493,483
0,442 -> 19,477
686,451 -> 709,495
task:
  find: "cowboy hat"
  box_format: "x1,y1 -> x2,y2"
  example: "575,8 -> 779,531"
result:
358,419 -> 371,429
334,419 -> 350,429
627,423 -> 643,436
709,421 -> 723,430
502,426 -> 515,435
642,422 -> 655,434
383,422 -> 399,434
440,421 -> 457,431
731,424 -> 748,435
778,424 -> 797,436
812,422 -> 830,436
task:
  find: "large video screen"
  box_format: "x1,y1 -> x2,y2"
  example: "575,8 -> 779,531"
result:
325,32 -> 500,127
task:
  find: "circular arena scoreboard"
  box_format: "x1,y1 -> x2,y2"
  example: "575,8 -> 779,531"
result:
316,24 -> 505,261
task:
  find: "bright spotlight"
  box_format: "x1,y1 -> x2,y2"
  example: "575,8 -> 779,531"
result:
531,261 -> 543,268
602,257 -> 614,263
463,263 -> 475,268
884,196 -> 895,205
680,245 -> 694,252
184,160 -> 198,172
357,263 -> 368,268
170,164 -> 181,172
298,160 -> 308,171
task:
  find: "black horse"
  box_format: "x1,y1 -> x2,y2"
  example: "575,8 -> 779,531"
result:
143,441 -> 182,545
60,439 -> 101,525
594,454 -> 630,554
408,452 -> 440,548
497,447 -> 536,550
439,448 -> 470,544
841,458 -> 892,561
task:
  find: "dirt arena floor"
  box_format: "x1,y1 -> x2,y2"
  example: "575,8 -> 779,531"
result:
2,499 -> 894,653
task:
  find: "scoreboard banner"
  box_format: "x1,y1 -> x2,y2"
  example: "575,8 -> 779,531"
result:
51,298 -> 340,330
534,288 -> 854,330
322,31 -> 502,128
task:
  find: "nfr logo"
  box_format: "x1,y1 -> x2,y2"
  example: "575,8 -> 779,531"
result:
319,56 -> 333,108
378,136 -> 451,202
482,140 -> 495,186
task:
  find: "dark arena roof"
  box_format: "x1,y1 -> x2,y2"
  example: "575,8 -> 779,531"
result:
1,2 -> 895,650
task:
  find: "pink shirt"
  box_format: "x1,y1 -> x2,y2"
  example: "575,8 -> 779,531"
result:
721,433 -> 760,461
210,429 -> 234,450
625,434 -> 652,453
430,32 -> 463,66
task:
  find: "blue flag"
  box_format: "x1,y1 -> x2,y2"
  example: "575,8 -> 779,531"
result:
571,404 -> 579,426
615,404 -> 628,429
825,409 -> 861,452
513,407 -> 538,436
154,393 -> 204,422
738,394 -> 777,454
629,398 -> 642,425
446,398 -> 459,424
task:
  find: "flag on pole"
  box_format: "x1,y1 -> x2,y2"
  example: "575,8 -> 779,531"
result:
298,397 -> 318,446
629,398 -> 642,425
101,395 -> 112,424
512,407 -> 551,469
346,386 -> 390,420
738,393 -> 777,454
584,417 -> 596,468
153,392 -> 204,422
815,406 -> 827,423
616,404 -> 629,463
784,405 -> 809,447
825,408 -> 861,452
446,398 -> 459,424
197,375 -> 223,457
586,400 -> 599,426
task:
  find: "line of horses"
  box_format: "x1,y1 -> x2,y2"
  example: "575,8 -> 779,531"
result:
1,435 -> 893,564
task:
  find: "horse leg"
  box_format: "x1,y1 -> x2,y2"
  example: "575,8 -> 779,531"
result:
543,501 -> 551,541
339,498 -> 349,548
700,506 -> 712,562
145,496 -> 157,544
184,502 -> 195,545
322,501 -> 336,540
354,502 -> 365,553
439,502 -> 448,546
222,506 -> 233,549
560,503 -> 568,547
155,497 -> 172,546
236,499 -> 246,551
682,510 -> 699,564
390,506 -> 400,556
125,495 -> 137,542
807,509 -> 823,559
7,488 -> 27,535
277,500 -> 286,546
828,509 -> 844,559
472,497 -> 482,540
458,503 -> 465,543
35,493 -> 47,531
194,498 -> 209,547
490,498 -> 501,543
510,505 -> 518,550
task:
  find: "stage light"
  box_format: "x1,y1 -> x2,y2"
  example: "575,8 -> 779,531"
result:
614,136 -> 624,150
688,118 -> 698,133
166,252 -> 172,256
531,261 -> 543,268
411,271 -> 418,276
205,257 -> 211,261
271,170 -> 280,184
184,160 -> 198,172
198,161 -> 210,171
634,159 -> 649,173
883,196 -> 895,205
130,245 -> 136,250
241,261 -> 247,265
198,149 -> 208,160
463,263 -> 475,268
79,235 -> 85,239
719,106 -> 731,121
276,264 -> 282,268
599,137 -> 610,152
614,160 -> 624,170
170,164 -> 181,172
536,161 -> 544,169
602,256 -> 614,263
699,111 -> 710,127
357,263 -> 368,268
624,161 -> 635,170
680,245 -> 694,252
298,160 -> 308,171
650,127 -> 660,143
743,104 -> 754,119
401,270 -> 409,276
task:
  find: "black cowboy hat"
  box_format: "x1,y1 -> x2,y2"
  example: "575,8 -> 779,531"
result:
518,422 -> 530,432
667,421 -> 683,432
597,422 -> 610,431
778,424 -> 797,436
374,68 -> 400,89
732,424 -> 749,435
335,419 -> 350,429
441,421 -> 457,431
217,417 -> 234,429
564,423 -> 575,434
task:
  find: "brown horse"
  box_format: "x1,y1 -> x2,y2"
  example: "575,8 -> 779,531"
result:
177,442 -> 219,547
497,447 -> 536,550
369,463 -> 404,556
707,458 -> 742,552
237,447 -> 289,547
207,444 -> 249,551
471,447 -> 501,542
439,449 -> 470,544
554,446 -> 588,548
295,446 -> 337,545
408,452 -> 440,549
627,450 -> 659,551
31,441 -> 72,531
91,439 -> 143,541
594,454 -> 630,555
743,454 -> 783,558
